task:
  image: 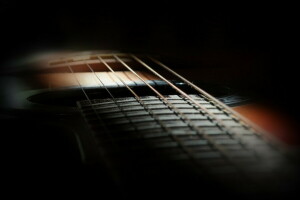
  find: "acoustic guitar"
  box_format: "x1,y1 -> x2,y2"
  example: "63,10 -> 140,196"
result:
0,51 -> 299,199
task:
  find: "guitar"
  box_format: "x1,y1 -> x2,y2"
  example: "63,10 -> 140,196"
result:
0,51 -> 299,199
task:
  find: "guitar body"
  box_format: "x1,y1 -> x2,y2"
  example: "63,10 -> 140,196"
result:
1,51 -> 299,199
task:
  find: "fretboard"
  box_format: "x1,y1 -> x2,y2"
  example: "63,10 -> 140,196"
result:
77,94 -> 296,196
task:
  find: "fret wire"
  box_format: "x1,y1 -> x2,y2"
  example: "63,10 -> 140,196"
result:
148,56 -> 249,122
147,56 -> 288,153
96,57 -> 191,148
112,54 -> 253,175
85,61 -> 141,135
113,55 -> 211,134
43,54 -> 294,191
147,57 -> 267,133
131,55 -> 240,136
130,55 -> 275,160
46,53 -> 293,187
128,55 -> 269,160
180,97 -> 260,161
97,56 -> 212,173
61,52 -> 255,164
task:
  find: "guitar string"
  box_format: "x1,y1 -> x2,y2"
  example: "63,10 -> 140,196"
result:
127,55 -> 278,156
66,62 -> 124,186
85,56 -> 255,185
130,54 -> 245,137
112,54 -> 291,181
66,64 -> 117,147
85,61 -> 144,141
59,53 -> 273,182
104,54 -> 254,174
94,56 -> 211,173
137,56 -> 296,179
135,55 -> 287,157
146,56 -> 269,137
50,53 -> 287,185
113,55 -> 248,147
62,55 -> 256,159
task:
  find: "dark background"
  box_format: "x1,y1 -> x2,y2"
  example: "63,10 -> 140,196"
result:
0,2 -> 298,110
1,2 -> 298,116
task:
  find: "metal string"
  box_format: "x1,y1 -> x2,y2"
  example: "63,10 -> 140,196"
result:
146,56 -> 261,130
144,56 -> 285,153
85,61 -> 142,138
109,54 -> 252,173
67,64 -> 112,140
49,53 -> 287,185
45,53 -> 291,193
130,54 -> 242,135
66,62 -> 123,187
128,55 -> 278,155
96,56 -> 210,172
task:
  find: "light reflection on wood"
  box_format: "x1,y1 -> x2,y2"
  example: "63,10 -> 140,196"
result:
233,104 -> 300,145
36,71 -> 160,89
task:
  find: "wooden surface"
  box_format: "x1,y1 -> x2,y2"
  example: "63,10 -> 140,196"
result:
35,71 -> 158,88
233,104 -> 300,146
